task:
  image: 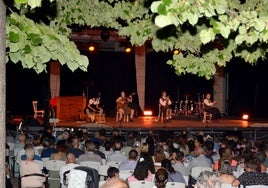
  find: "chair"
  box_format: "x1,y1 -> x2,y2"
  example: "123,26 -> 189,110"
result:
221,183 -> 238,188
191,166 -> 213,179
106,161 -> 121,168
183,175 -> 189,186
116,111 -> 129,122
119,170 -> 133,180
166,182 -> 185,188
20,173 -> 48,188
80,161 -> 101,171
128,181 -> 155,188
32,101 -> 45,119
45,160 -> 66,180
98,165 -> 110,180
245,186 -> 268,188
202,111 -> 212,122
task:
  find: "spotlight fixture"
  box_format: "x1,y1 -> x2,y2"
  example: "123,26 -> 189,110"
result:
242,114 -> 249,120
144,110 -> 152,116
125,43 -> 132,53
88,45 -> 95,52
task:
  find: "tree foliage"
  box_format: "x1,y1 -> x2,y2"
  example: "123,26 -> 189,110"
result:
7,0 -> 268,78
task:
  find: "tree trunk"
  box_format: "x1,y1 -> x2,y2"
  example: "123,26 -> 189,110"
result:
0,1 -> 6,187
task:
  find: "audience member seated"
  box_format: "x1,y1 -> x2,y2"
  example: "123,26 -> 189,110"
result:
119,150 -> 138,171
78,140 -> 103,164
107,140 -> 127,163
20,144 -> 44,171
216,160 -> 235,184
139,142 -> 155,174
100,177 -> 129,188
33,135 -> 43,157
67,136 -> 84,158
127,157 -> 153,182
48,142 -> 67,188
107,166 -> 120,179
187,145 -> 213,175
213,147 -> 237,171
41,136 -> 56,158
195,170 -> 221,188
57,129 -> 72,148
19,147 -> 46,188
232,156 -> 268,187
161,159 -> 185,184
153,144 -> 166,163
153,168 -> 168,188
93,141 -> 106,159
59,152 -> 80,188
170,149 -> 189,176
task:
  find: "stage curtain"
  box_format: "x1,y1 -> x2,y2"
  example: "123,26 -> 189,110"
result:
50,61 -> 60,98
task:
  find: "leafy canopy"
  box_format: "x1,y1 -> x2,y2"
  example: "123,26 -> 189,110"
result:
7,0 -> 268,78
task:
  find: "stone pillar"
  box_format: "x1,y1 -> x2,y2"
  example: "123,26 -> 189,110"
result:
0,1 -> 6,187
135,45 -> 146,112
213,66 -> 226,114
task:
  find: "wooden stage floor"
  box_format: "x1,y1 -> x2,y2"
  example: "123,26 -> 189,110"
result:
54,116 -> 268,130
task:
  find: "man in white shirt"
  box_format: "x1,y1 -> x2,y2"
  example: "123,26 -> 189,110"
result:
107,140 -> 127,163
59,152 -> 80,188
119,150 -> 138,171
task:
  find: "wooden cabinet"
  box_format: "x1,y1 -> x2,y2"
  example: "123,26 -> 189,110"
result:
55,96 -> 87,121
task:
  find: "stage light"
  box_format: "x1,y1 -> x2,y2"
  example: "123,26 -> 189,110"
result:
242,114 -> 249,120
125,46 -> 131,53
144,110 -> 152,116
173,49 -> 180,55
88,44 -> 95,52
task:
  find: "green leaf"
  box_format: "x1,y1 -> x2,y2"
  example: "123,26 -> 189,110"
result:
188,13 -> 198,26
200,29 -> 215,44
150,1 -> 162,13
24,44 -> 32,54
9,31 -> 20,43
31,37 -> 43,46
254,19 -> 265,32
28,0 -> 42,9
155,15 -> 173,28
163,0 -> 172,5
158,4 -> 167,15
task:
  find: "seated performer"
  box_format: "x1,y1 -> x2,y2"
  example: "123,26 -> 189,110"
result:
116,91 -> 135,122
203,93 -> 220,122
84,93 -> 104,122
156,91 -> 172,122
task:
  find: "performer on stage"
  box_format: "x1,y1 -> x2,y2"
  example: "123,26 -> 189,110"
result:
203,93 -> 220,121
84,92 -> 104,123
116,91 -> 135,122
156,91 -> 172,122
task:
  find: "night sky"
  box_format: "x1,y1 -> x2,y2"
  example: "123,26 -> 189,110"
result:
6,51 -> 268,119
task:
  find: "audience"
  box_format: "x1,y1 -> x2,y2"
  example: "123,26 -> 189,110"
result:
107,167 -> 120,179
127,157 -> 153,182
119,149 -> 138,171
153,168 -> 168,188
232,156 -> 268,187
161,158 -> 185,183
19,147 -> 46,188
107,140 -> 127,163
195,170 -> 221,188
78,140 -> 103,164
59,152 -> 80,188
216,160 -> 235,184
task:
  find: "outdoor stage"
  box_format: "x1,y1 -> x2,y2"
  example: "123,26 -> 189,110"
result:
7,115 -> 268,140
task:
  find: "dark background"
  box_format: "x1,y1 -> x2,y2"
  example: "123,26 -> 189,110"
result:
6,50 -> 268,120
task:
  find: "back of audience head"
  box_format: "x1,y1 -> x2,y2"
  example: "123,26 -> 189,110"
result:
113,140 -> 123,151
195,170 -> 221,188
66,152 -> 76,164
218,160 -> 233,175
133,158 -> 150,180
244,156 -> 261,172
100,178 -> 129,188
161,158 -> 175,174
107,167 -> 119,178
154,168 -> 168,188
128,150 -> 138,160
85,140 -> 96,152
25,147 -> 35,160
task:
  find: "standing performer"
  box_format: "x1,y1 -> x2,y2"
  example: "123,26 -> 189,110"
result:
203,93 -> 220,121
155,91 -> 172,122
